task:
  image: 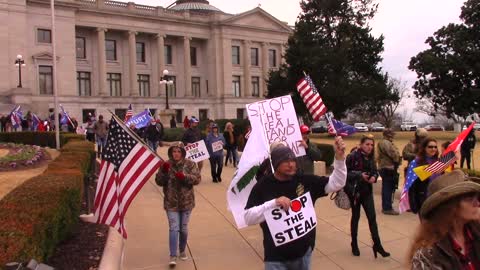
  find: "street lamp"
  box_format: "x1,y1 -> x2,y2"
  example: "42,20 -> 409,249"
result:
15,55 -> 26,88
159,69 -> 174,109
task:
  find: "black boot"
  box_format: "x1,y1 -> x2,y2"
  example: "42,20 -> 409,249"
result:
372,238 -> 390,258
351,239 -> 360,256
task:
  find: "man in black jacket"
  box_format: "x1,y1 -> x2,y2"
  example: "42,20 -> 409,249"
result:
244,137 -> 347,270
461,128 -> 476,169
145,119 -> 164,152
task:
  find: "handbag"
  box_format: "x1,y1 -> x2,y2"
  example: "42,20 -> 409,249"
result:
330,189 -> 351,210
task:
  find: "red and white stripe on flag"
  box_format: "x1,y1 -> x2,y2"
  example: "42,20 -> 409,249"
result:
296,76 -> 327,121
94,117 -> 162,239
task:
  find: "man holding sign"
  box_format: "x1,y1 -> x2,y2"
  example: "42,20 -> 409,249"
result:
244,138 -> 346,270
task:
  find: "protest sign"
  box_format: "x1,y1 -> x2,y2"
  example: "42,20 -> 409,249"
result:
125,109 -> 152,129
264,192 -> 317,246
185,140 -> 210,162
211,140 -> 224,152
246,95 -> 305,157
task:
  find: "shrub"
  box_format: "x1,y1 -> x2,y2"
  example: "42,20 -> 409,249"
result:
0,132 -> 85,148
314,143 -> 335,167
463,169 -> 480,178
0,140 -> 94,266
163,128 -> 185,142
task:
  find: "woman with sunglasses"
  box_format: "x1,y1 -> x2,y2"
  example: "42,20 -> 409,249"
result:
408,170 -> 480,269
406,138 -> 440,214
345,134 -> 390,258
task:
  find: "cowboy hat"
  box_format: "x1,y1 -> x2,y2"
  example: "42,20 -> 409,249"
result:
420,170 -> 480,219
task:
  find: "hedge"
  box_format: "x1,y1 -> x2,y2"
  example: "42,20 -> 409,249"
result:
0,140 -> 94,266
0,132 -> 85,148
314,143 -> 335,167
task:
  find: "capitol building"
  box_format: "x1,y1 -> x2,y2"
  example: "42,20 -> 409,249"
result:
0,0 -> 291,124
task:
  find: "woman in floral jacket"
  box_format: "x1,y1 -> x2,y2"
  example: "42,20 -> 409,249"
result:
155,144 -> 201,267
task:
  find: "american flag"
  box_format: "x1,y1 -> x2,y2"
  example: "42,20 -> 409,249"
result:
94,115 -> 162,238
9,105 -> 22,129
296,75 -> 327,121
124,104 -> 133,122
399,159 -> 419,213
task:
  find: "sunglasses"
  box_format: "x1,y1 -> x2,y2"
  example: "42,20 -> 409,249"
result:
427,145 -> 438,149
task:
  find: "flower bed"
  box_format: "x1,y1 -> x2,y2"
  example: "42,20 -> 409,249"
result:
0,143 -> 49,171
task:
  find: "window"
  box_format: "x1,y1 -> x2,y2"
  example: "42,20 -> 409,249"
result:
190,47 -> 197,66
165,45 -> 172,65
237,108 -> 246,119
37,29 -> 51,43
82,109 -> 95,123
192,77 -> 201,97
76,37 -> 86,59
232,76 -> 241,97
115,109 -> 127,121
175,109 -> 183,124
167,76 -> 176,97
77,72 -> 91,96
38,65 -> 53,95
136,42 -> 145,63
269,49 -> 277,67
251,76 -> 260,97
251,48 -> 259,66
107,73 -> 122,96
232,46 -> 240,65
199,109 -> 208,121
138,74 -> 150,97
105,39 -> 117,61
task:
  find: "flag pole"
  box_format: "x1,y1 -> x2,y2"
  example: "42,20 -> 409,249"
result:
50,0 -> 60,149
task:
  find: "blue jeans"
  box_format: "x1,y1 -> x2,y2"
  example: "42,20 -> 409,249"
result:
380,169 -> 395,211
225,146 -> 238,165
264,247 -> 312,270
166,210 -> 192,257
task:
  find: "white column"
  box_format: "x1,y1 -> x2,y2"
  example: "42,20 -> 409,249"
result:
242,40 -> 251,97
261,42 -> 269,98
96,28 -> 108,96
156,34 -> 166,97
128,31 -> 138,96
184,36 -> 192,97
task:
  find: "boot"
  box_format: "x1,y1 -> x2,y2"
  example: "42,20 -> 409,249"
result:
351,238 -> 360,256
372,238 -> 390,258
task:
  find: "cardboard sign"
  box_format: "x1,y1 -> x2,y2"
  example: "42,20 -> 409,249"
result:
264,192 -> 317,246
246,95 -> 305,157
185,140 -> 210,163
212,141 -> 224,152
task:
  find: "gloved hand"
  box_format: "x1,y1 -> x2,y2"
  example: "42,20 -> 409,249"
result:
175,171 -> 185,181
161,162 -> 171,174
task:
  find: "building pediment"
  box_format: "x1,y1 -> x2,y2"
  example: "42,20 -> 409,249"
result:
221,8 -> 293,33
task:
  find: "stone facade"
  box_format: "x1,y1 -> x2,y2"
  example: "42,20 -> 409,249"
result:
0,0 -> 291,124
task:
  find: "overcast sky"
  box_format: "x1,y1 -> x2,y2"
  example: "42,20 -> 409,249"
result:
121,0 -> 466,121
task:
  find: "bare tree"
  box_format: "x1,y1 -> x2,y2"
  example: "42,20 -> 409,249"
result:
377,77 -> 408,128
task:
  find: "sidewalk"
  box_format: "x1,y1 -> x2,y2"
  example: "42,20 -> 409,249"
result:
124,147 -> 417,270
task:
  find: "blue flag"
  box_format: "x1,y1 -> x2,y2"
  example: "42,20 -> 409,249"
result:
325,113 -> 356,136
125,109 -> 152,129
9,105 -> 23,129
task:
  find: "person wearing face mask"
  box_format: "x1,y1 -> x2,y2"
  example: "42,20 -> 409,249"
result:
345,134 -> 390,258
409,170 -> 480,269
155,144 -> 201,267
297,124 -> 323,175
407,138 -> 441,215
243,137 -> 347,270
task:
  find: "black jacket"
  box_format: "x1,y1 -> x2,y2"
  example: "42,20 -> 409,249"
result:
182,127 -> 202,145
345,149 -> 378,198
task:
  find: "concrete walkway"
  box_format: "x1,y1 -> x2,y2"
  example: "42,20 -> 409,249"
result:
124,147 -> 417,270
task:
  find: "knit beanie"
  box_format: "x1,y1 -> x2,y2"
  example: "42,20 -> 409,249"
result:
270,145 -> 296,170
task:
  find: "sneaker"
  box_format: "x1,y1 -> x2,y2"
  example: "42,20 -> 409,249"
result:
179,251 -> 188,261
382,209 -> 399,215
169,256 -> 177,267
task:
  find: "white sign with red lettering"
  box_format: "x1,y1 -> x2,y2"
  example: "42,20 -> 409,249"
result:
264,192 -> 317,246
185,140 -> 210,162
211,140 -> 224,152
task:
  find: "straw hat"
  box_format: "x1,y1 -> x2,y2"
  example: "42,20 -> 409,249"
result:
420,170 -> 480,219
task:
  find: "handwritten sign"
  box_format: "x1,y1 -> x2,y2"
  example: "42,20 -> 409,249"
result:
264,192 -> 317,246
185,140 -> 210,163
212,141 -> 224,152
246,95 -> 305,157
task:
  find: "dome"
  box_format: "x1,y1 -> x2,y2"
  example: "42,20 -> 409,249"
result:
169,0 -> 222,13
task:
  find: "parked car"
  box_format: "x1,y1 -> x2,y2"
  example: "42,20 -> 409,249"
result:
369,122 -> 385,132
401,121 -> 418,131
354,123 -> 368,132
463,123 -> 480,130
311,120 -> 328,133
424,124 -> 445,131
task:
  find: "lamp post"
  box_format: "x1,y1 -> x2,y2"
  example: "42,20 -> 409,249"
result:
159,69 -> 174,109
15,55 -> 26,88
